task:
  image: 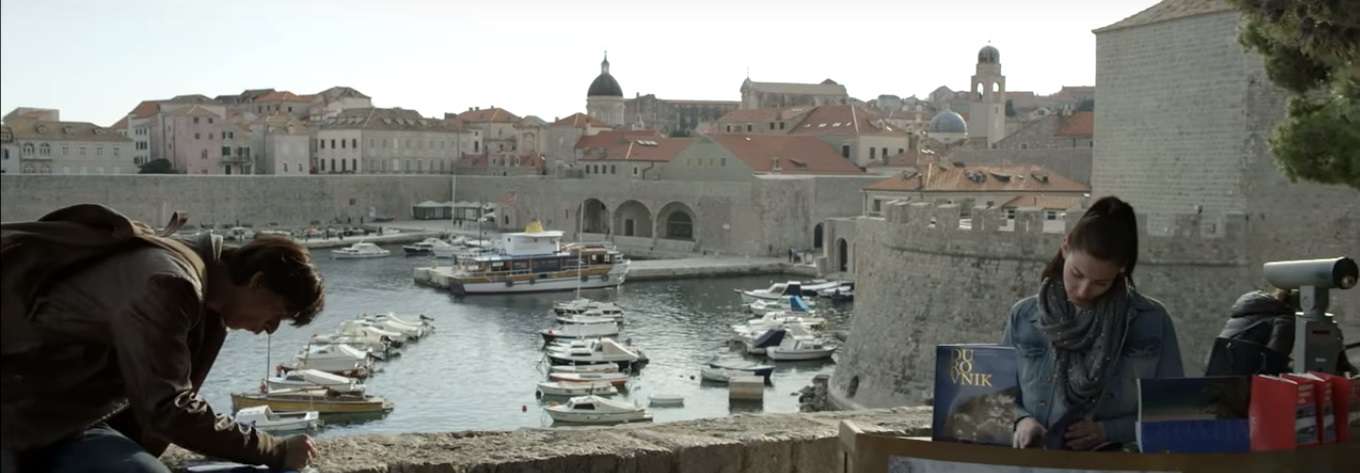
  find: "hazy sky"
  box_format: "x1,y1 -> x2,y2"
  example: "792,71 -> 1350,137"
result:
1,0 -> 1161,126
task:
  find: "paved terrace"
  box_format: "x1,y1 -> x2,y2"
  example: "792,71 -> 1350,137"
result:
163,407 -> 931,472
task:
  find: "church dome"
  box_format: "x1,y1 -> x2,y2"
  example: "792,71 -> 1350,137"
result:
587,53 -> 623,97
978,45 -> 1000,63
930,109 -> 967,134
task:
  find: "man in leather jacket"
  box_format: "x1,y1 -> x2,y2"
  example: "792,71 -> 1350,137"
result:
1,204 -> 325,472
1213,288 -> 1355,375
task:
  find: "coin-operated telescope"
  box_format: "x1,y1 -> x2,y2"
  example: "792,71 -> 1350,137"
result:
1263,257 -> 1359,374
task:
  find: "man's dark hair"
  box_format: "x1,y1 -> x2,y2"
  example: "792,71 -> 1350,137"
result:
220,235 -> 324,326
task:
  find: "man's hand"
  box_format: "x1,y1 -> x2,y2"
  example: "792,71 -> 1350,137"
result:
1064,418 -> 1106,450
1012,417 -> 1045,449
282,435 -> 318,470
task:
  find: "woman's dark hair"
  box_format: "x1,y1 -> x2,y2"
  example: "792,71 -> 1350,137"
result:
1041,196 -> 1140,285
221,235 -> 325,326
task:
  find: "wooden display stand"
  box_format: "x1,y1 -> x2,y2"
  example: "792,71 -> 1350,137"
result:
839,421 -> 1356,473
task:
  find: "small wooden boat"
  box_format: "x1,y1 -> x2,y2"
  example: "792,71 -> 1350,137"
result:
233,406 -> 320,432
548,363 -> 619,374
545,395 -> 652,424
536,381 -> 618,397
230,388 -> 393,414
648,393 -> 685,407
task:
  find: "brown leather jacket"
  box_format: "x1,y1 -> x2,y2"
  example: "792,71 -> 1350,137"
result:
0,204 -> 288,467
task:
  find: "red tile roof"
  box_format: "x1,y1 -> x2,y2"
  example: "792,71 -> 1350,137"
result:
553,113 -> 609,128
706,134 -> 865,175
575,130 -> 661,150
109,117 -> 129,130
1055,111 -> 1093,137
455,107 -> 520,123
257,91 -> 310,103
129,100 -> 162,118
864,163 -> 1088,193
788,105 -> 905,137
581,137 -> 692,162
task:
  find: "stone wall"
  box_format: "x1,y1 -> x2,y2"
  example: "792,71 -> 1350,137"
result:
161,407 -> 932,473
0,174 -> 877,258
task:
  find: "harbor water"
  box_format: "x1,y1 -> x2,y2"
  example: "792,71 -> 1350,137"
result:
199,243 -> 852,437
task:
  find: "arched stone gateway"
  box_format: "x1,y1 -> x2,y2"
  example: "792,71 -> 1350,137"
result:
613,200 -> 652,237
836,238 -> 849,272
581,198 -> 609,234
656,201 -> 697,241
813,223 -> 824,249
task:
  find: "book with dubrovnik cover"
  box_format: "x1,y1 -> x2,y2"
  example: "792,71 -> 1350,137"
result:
930,344 -> 1018,447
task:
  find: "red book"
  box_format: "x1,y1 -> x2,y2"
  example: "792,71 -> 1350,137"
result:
1309,371 -> 1360,442
1283,373 -> 1334,444
1249,375 -> 1319,451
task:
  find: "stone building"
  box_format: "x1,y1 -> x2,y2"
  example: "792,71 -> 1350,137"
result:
450,107 -> 518,154
585,53 -> 626,128
7,119 -> 134,174
624,94 -> 738,137
308,86 -> 373,123
967,45 -> 1008,148
316,107 -> 478,174
1,125 -> 17,174
740,78 -> 848,110
860,163 -> 1088,217
543,113 -> 613,172
158,105 -> 225,175
252,112 -> 310,175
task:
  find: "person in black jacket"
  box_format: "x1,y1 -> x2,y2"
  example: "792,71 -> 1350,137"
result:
1211,288 -> 1355,375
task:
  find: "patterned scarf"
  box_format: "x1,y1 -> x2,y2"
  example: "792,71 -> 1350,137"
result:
1036,276 -> 1131,417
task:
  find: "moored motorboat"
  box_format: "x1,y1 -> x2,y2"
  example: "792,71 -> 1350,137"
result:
648,393 -> 685,407
547,371 -> 630,387
548,363 -> 619,374
700,358 -> 776,383
545,395 -> 651,424
765,337 -> 837,361
539,319 -> 620,343
536,380 -> 618,397
232,406 -> 320,432
230,388 -> 393,414
265,369 -> 365,394
544,338 -> 648,371
331,242 -> 391,259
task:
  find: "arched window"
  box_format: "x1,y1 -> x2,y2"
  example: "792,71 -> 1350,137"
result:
22,143 -> 34,155
39,143 -> 50,156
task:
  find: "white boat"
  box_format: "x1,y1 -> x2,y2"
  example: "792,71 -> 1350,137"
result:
233,406 -> 320,432
734,281 -> 804,303
331,242 -> 391,259
648,393 -> 685,407
403,238 -> 457,257
445,220 -> 630,295
360,313 -> 434,338
545,395 -> 652,424
732,311 -> 827,334
319,320 -> 407,346
539,319 -> 620,343
765,336 -> 837,361
553,298 -> 626,318
547,371 -> 631,387
699,359 -> 776,383
816,282 -> 855,298
544,338 -> 649,371
265,369 -> 365,394
536,380 -> 618,397
555,313 -> 622,325
278,344 -> 374,378
746,295 -> 816,316
548,363 -> 619,374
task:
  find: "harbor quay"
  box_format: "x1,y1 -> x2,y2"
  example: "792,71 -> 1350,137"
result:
160,407 -> 932,473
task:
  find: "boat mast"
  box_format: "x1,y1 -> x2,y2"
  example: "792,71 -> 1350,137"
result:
576,200 -> 584,299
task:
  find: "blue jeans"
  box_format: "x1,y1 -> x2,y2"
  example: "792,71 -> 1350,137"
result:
13,424 -> 169,473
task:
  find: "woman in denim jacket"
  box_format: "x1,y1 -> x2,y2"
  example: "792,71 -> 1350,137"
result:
1001,196 -> 1184,450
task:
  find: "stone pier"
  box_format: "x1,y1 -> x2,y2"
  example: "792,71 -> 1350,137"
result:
163,407 -> 931,472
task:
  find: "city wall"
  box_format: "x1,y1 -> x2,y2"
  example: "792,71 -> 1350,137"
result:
831,201 -> 1359,409
0,174 -> 878,259
160,407 -> 932,473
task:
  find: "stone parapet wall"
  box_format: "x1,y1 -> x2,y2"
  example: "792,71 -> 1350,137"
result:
161,407 -> 931,473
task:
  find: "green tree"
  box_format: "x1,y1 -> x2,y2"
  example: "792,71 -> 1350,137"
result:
1227,0 -> 1360,190
138,158 -> 176,174
1004,99 -> 1017,117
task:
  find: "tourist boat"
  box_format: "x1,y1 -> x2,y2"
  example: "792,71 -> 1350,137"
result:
230,388 -> 393,414
699,358 -> 776,383
547,371 -> 630,387
233,406 -> 320,432
265,369 -> 365,394
331,242 -> 391,259
538,319 -> 620,343
765,336 -> 838,361
544,338 -> 648,371
445,220 -> 630,295
648,394 -> 685,407
536,380 -> 618,397
553,298 -> 626,318
403,238 -> 457,258
545,395 -> 652,424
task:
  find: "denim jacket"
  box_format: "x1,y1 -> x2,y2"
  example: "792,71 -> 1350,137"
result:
999,290 -> 1185,445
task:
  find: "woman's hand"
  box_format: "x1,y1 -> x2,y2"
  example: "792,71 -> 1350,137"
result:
1064,418 -> 1106,450
1012,417 -> 1046,449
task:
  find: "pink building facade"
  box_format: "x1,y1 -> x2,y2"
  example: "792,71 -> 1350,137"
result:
159,105 -> 224,174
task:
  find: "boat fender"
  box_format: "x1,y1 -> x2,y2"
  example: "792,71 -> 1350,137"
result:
506,279 -> 514,287
602,274 -> 609,282
581,274 -> 589,282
